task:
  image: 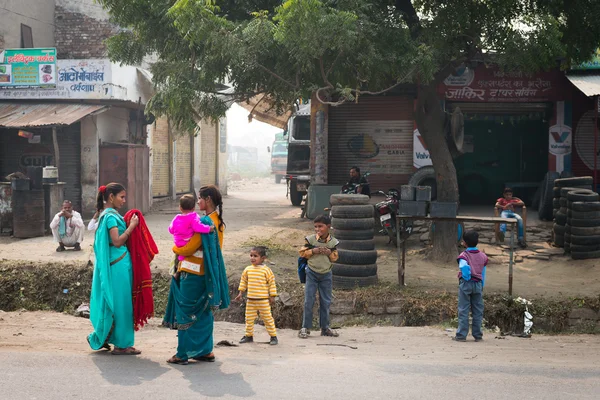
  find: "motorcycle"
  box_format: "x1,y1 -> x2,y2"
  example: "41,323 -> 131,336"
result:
341,172 -> 371,195
375,189 -> 412,246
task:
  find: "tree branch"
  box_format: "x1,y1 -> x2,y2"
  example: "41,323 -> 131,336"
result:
256,63 -> 298,89
320,57 -> 334,88
326,51 -> 343,79
396,0 -> 421,39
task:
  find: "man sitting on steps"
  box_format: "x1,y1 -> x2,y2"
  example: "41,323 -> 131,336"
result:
49,200 -> 85,252
495,188 -> 526,248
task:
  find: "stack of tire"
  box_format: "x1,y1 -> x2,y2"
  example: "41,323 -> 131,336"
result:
552,176 -> 594,250
567,190 -> 600,260
329,194 -> 378,289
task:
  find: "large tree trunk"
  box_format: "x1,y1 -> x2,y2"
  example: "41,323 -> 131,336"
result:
415,84 -> 459,262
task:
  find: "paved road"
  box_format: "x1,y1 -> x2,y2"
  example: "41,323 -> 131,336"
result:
2,312 -> 600,400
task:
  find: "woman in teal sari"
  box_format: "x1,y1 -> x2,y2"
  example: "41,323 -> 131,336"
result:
88,183 -> 141,355
163,185 -> 230,365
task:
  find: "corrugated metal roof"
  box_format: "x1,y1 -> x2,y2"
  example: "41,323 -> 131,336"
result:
237,94 -> 294,129
567,74 -> 600,97
0,103 -> 107,128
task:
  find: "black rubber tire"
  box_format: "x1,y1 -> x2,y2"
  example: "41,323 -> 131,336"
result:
553,187 -> 562,198
332,263 -> 378,277
553,224 -> 566,235
337,249 -> 378,265
565,232 -> 571,242
570,243 -> 600,252
554,176 -> 593,187
569,218 -> 600,227
330,194 -> 370,206
337,239 -> 375,251
567,190 -> 599,202
565,241 -> 571,253
555,212 -> 567,225
572,250 -> 600,260
290,183 -> 303,206
553,198 -> 561,208
560,187 -> 593,197
553,209 -> 558,218
332,274 -> 378,289
565,224 -> 572,234
569,210 -> 600,219
570,202 -> 600,212
570,234 -> 600,245
331,205 -> 374,219
560,171 -> 575,179
331,218 -> 374,230
559,207 -> 567,214
570,226 -> 600,236
532,183 -> 542,210
554,234 -> 565,247
408,166 -> 437,201
334,229 -> 374,240
559,198 -> 569,207
539,172 -> 560,220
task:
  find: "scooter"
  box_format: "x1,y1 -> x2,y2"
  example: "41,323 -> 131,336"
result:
375,189 -> 412,246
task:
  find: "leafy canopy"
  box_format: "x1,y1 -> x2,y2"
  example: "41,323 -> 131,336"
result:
97,0 -> 600,131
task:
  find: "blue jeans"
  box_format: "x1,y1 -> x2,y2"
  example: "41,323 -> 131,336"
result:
302,268 -> 333,330
456,280 -> 484,340
500,210 -> 524,240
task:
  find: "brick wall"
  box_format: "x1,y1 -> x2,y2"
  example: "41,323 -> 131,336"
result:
152,118 -> 171,197
55,6 -> 119,59
200,119 -> 218,186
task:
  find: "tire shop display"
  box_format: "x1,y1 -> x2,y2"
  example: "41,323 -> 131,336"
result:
539,171 -> 560,221
567,190 -> 600,260
552,176 -> 594,249
329,194 -> 378,289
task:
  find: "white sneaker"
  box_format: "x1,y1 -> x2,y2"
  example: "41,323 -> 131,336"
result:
298,328 -> 310,339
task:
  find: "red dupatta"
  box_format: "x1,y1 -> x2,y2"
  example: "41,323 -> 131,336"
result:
124,209 -> 158,330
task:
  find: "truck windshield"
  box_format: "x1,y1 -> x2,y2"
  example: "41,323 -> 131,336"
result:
292,116 -> 310,141
272,143 -> 287,154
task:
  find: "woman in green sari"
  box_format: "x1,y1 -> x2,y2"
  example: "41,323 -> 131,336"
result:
88,183 -> 141,355
163,185 -> 230,365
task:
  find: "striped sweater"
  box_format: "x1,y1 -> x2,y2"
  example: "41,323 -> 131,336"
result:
238,264 -> 278,300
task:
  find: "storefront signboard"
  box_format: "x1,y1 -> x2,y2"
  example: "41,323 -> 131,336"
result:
0,59 -> 112,99
0,48 -> 57,89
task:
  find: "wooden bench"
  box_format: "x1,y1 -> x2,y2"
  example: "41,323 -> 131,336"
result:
494,206 -> 527,243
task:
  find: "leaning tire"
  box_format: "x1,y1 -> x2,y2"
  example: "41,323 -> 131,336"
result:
330,194 -> 370,206
331,218 -> 374,230
570,235 -> 600,246
331,205 -> 374,219
337,249 -> 378,265
408,166 -> 437,201
332,274 -> 378,289
553,224 -> 566,235
553,198 -> 561,208
554,176 -> 593,187
332,263 -> 378,277
572,250 -> 600,260
569,218 -> 600,227
570,202 -> 600,212
553,187 -> 562,198
539,172 -> 560,220
567,190 -> 599,202
334,229 -> 374,240
569,210 -> 600,219
337,239 -> 375,251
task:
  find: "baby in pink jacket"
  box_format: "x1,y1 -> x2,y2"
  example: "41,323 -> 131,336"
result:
169,194 -> 214,260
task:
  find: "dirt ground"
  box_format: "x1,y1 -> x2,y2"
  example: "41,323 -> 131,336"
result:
1,177 -> 599,299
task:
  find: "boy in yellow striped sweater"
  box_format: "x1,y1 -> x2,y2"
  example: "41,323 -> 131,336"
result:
235,246 -> 278,345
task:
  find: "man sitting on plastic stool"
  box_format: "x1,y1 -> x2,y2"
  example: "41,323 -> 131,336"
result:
495,188 -> 526,248
49,200 -> 85,252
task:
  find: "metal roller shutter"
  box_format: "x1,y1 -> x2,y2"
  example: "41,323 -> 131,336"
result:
152,118 -> 171,197
175,133 -> 192,194
57,123 -> 82,212
574,110 -> 599,172
328,96 -> 414,191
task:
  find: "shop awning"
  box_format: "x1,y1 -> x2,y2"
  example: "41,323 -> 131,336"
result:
0,103 -> 107,128
236,94 -> 293,130
566,74 -> 600,97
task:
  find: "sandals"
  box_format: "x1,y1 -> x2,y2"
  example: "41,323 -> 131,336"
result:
192,352 -> 215,362
56,245 -> 66,252
111,347 -> 142,355
167,356 -> 189,365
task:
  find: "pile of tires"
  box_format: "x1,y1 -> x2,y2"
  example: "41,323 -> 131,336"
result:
329,194 -> 378,289
539,172 -> 560,220
567,190 -> 600,260
552,176 -> 594,249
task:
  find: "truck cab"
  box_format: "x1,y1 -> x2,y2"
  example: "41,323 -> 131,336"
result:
270,132 -> 288,184
285,104 -> 311,206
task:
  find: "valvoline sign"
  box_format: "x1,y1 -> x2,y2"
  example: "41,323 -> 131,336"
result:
413,129 -> 432,169
549,126 -> 572,155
